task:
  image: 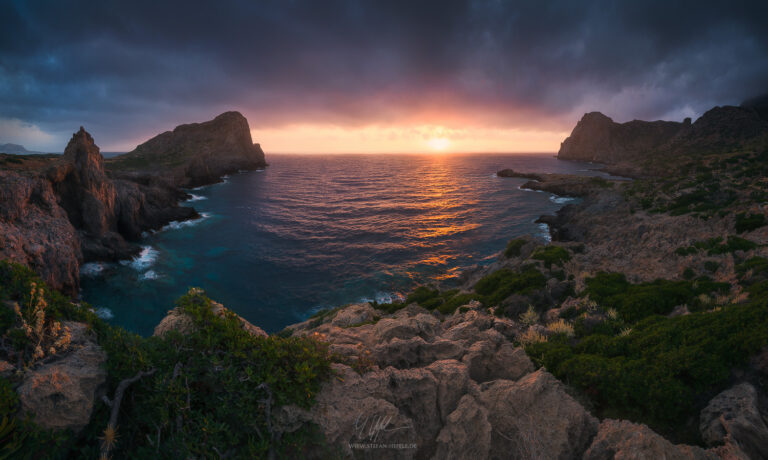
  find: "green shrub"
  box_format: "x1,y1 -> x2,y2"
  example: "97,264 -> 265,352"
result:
682,268 -> 695,280
474,267 -> 547,306
504,238 -> 527,258
404,287 -> 478,314
526,299 -> 768,432
704,261 -> 719,272
584,272 -> 729,322
530,246 -> 571,268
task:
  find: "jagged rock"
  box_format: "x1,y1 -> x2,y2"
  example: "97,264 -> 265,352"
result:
16,321 -> 107,433
48,127 -> 118,236
584,419 -> 719,460
478,369 -> 598,459
373,336 -> 464,369
109,111 -> 267,187
0,359 -> 14,376
154,301 -> 267,338
433,394 -> 491,460
461,340 -> 533,383
330,302 -> 377,327
700,383 -> 768,459
425,360 -> 471,424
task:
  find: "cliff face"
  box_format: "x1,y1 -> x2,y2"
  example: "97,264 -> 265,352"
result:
557,112 -> 689,164
109,111 -> 266,187
558,106 -> 768,167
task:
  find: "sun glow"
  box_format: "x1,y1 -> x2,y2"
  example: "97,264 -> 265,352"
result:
427,137 -> 451,151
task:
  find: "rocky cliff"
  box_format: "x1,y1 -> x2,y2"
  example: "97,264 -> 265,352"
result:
0,128 -> 198,294
108,111 -> 266,187
558,106 -> 768,170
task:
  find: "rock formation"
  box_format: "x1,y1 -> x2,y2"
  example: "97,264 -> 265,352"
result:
16,322 -> 107,433
0,127 -> 200,293
108,111 -> 266,187
557,106 -> 768,170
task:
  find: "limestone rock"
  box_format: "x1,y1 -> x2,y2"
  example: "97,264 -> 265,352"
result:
330,302 -> 377,327
461,340 -> 533,383
700,383 -> 768,459
16,321 -> 107,433
478,369 -> 598,459
584,419 -> 719,460
433,395 -> 491,460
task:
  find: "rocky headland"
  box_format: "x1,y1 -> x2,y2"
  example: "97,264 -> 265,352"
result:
1,101 -> 767,458
107,111 -> 266,188
0,111 -> 266,295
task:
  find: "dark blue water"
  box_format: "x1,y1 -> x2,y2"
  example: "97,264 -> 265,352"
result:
80,153 -> 614,335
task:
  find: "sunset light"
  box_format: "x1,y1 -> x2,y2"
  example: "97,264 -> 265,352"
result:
427,137 -> 451,151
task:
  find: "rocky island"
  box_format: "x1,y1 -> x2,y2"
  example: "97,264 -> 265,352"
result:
1,102 -> 767,459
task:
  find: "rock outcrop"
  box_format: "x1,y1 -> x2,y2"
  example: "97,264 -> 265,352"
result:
557,106 -> 768,170
154,300 -> 267,338
16,322 -> 107,433
557,112 -> 688,164
109,111 -> 266,187
700,383 -> 768,460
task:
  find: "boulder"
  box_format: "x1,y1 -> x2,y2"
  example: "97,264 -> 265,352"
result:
700,383 -> 768,459
461,340 -> 533,383
433,395 -> 492,460
16,321 -> 107,433
478,369 -> 598,459
584,419 -> 719,460
330,302 -> 377,327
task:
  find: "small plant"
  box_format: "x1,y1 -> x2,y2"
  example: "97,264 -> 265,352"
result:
520,305 -> 539,326
518,329 -> 548,346
735,212 -> 766,233
546,319 -> 575,338
618,327 -> 632,337
10,282 -> 71,365
605,308 -> 619,320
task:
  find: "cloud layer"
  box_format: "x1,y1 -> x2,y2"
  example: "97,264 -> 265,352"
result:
1,0 -> 767,151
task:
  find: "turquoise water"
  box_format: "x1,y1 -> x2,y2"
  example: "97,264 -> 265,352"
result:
80,153 -> 614,335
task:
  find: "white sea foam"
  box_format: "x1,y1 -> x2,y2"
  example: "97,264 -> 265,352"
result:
185,194 -> 207,202
361,292 -> 406,305
94,307 -> 114,319
121,246 -> 159,271
549,194 -> 576,204
139,270 -> 159,281
538,223 -> 552,242
80,262 -> 107,277
162,212 -> 212,231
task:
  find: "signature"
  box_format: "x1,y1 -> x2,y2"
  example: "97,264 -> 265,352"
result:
353,413 -> 412,442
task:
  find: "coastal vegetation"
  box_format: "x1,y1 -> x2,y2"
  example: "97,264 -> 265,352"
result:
0,262 -> 333,458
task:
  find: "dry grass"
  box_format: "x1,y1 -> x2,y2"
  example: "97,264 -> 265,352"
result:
546,319 -> 575,337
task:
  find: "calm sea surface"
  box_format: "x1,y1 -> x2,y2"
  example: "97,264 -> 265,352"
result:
80,153 -> 616,335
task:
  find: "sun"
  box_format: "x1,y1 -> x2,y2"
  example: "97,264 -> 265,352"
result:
427,137 -> 451,151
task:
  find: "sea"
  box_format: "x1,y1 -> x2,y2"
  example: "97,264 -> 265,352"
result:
80,153 -> 619,335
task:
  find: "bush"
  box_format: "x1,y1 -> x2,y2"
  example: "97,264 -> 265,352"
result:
531,246 -> 571,268
526,299 -> 768,431
474,267 -> 547,307
504,238 -> 527,258
584,272 -> 729,322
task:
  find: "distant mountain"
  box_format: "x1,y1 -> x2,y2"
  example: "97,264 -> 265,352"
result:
0,143 -> 49,155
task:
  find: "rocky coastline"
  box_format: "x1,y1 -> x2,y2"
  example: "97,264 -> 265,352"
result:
1,102 -> 768,458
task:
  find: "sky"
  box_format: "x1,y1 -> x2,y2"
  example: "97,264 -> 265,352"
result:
1,0 -> 767,153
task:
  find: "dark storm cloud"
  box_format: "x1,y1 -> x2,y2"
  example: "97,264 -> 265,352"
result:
1,0 -> 767,150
